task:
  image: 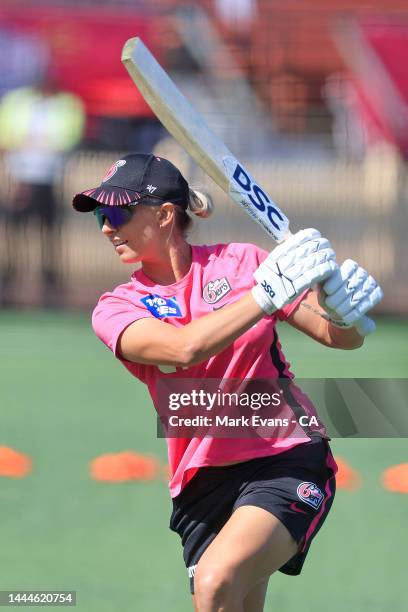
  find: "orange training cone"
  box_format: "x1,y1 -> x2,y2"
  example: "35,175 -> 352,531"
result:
334,456 -> 361,491
382,464 -> 408,494
0,446 -> 32,478
90,451 -> 159,482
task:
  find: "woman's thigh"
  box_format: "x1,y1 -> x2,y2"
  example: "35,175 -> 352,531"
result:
193,505 -> 298,601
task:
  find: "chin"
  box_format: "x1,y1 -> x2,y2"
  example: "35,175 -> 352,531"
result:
119,252 -> 140,264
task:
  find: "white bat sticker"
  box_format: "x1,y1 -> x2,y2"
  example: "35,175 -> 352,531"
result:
223,156 -> 288,241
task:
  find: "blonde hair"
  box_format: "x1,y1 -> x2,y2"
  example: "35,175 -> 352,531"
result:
173,188 -> 213,235
187,188 -> 213,218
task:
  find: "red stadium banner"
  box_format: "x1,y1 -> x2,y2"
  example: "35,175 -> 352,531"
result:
359,19 -> 408,155
0,3 -> 160,117
336,17 -> 408,156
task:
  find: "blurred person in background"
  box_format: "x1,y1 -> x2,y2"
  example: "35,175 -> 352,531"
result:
0,71 -> 85,306
0,28 -> 49,97
73,153 -> 383,612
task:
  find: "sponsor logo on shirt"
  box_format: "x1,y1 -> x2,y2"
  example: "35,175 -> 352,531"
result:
296,482 -> 325,510
212,302 -> 230,311
141,294 -> 182,318
203,277 -> 232,304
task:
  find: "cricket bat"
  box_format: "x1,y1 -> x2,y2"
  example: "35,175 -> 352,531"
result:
121,37 -> 374,335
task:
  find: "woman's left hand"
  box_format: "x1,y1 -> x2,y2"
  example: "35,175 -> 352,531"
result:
321,259 -> 384,332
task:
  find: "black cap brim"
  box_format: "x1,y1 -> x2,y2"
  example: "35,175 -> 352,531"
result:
72,185 -> 142,212
73,193 -> 100,212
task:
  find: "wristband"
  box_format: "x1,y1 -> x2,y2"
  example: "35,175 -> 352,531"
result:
251,284 -> 277,315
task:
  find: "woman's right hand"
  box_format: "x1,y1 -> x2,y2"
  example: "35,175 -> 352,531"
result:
251,228 -> 337,315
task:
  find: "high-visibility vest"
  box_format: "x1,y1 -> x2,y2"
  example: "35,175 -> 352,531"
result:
0,86 -> 85,151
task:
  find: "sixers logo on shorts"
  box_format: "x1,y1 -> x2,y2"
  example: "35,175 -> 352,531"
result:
203,277 -> 231,304
297,482 -> 325,510
102,159 -> 126,182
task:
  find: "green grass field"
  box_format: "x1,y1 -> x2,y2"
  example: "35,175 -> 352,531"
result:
0,312 -> 407,611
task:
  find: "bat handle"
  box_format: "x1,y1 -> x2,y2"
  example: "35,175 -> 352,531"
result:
354,315 -> 376,336
282,229 -> 376,336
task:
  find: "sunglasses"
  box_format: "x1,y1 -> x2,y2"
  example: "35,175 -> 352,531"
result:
94,206 -> 136,229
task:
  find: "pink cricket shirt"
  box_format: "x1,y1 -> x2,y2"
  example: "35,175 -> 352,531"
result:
92,242 -> 324,497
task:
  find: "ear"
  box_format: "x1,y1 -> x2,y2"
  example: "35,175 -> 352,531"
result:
156,202 -> 175,228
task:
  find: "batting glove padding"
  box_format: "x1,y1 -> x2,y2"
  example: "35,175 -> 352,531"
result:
252,228 -> 337,314
322,259 -> 384,331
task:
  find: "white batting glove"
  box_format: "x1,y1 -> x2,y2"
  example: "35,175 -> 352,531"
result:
252,228 -> 337,314
322,259 -> 383,335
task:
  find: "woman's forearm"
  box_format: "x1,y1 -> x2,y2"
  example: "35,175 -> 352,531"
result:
118,292 -> 266,367
180,293 -> 265,365
326,322 -> 364,349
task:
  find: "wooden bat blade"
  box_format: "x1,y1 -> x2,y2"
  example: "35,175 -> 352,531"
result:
122,37 -> 231,192
121,37 -> 290,242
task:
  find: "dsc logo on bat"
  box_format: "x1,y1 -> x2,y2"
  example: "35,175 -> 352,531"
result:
223,156 -> 288,242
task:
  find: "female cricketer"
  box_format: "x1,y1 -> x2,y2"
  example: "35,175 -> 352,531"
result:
73,153 -> 383,612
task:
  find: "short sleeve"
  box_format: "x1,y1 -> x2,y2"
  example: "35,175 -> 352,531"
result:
92,291 -> 153,357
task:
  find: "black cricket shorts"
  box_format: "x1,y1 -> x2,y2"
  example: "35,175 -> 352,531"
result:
169,438 -> 337,594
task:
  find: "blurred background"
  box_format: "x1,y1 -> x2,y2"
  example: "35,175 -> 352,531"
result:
0,0 -> 406,309
0,1 -> 406,611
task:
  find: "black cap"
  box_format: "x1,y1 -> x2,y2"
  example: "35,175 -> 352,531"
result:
72,153 -> 189,212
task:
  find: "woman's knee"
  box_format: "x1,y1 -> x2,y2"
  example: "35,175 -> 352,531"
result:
194,562 -> 242,610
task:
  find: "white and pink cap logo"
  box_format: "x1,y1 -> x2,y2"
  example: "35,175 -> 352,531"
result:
102,159 -> 126,183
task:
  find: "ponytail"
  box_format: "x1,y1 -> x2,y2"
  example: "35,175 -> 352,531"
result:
173,188 -> 213,235
187,188 -> 213,218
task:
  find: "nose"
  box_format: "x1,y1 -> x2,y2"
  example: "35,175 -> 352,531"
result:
101,219 -> 116,234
